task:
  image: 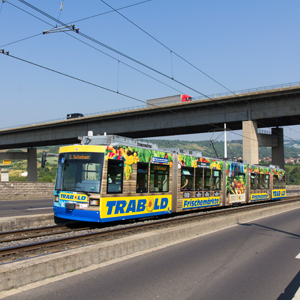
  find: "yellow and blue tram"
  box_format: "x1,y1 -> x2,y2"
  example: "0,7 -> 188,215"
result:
51,134 -> 286,223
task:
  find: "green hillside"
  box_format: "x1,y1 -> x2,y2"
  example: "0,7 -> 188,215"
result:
145,139 -> 300,160
1,140 -> 300,184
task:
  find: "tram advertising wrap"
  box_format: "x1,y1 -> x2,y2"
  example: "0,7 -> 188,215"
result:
100,196 -> 172,221
49,134 -> 286,224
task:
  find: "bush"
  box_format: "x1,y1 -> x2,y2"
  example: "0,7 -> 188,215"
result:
38,175 -> 54,182
9,176 -> 27,182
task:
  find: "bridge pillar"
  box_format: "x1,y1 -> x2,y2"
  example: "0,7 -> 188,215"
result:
243,120 -> 259,165
27,148 -> 37,182
271,127 -> 284,169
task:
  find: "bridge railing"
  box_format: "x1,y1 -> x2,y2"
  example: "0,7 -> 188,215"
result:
1,81 -> 300,130
193,81 -> 300,101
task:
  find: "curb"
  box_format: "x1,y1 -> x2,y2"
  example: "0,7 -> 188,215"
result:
0,214 -> 56,232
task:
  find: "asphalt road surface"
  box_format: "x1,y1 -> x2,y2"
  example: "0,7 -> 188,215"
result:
3,207 -> 300,300
0,199 -> 53,217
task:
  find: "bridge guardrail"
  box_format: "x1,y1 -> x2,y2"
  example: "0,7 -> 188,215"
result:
1,81 -> 300,131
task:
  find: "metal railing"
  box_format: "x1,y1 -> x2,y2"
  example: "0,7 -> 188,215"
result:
1,81 -> 300,131
193,81 -> 300,101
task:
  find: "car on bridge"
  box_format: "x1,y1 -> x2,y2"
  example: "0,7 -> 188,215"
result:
67,113 -> 84,119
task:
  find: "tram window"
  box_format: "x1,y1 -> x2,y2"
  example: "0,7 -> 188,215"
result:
259,174 -> 268,189
204,169 -> 211,191
273,175 -> 279,189
265,174 -> 270,189
281,176 -> 286,188
107,160 -> 123,194
195,168 -> 203,191
212,170 -> 221,190
181,167 -> 194,191
150,164 -> 169,192
258,174 -> 264,189
57,152 -> 103,194
279,175 -> 285,188
136,163 -> 148,193
251,174 -> 257,189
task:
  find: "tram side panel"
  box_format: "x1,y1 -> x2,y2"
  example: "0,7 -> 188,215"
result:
225,162 -> 247,205
176,154 -> 224,212
247,165 -> 286,202
271,168 -> 286,200
248,165 -> 271,202
99,145 -> 174,222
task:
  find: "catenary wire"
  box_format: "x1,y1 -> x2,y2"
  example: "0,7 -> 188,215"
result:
99,0 -> 300,141
0,0 -> 4,16
14,0 -> 294,138
100,0 -> 236,96
2,1 -> 271,125
15,0 -> 211,98
66,0 -> 151,25
4,1 -> 299,145
2,1 -> 184,94
0,51 -> 257,143
100,0 -> 300,141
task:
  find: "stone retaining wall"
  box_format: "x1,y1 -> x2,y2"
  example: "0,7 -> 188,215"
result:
0,182 -> 55,200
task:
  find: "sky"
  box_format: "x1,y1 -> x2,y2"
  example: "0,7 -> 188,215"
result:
0,0 -> 300,143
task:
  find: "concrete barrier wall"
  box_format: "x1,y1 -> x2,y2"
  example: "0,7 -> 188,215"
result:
0,182 -> 55,200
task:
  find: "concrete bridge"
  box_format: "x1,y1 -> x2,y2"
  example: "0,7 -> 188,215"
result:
1,84 -> 300,180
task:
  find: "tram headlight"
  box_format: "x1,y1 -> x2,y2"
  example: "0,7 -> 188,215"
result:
55,195 -> 59,202
89,199 -> 99,206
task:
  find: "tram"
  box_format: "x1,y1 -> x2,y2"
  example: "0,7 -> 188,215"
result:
48,133 -> 286,223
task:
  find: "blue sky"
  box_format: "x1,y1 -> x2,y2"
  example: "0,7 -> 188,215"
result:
0,0 -> 300,142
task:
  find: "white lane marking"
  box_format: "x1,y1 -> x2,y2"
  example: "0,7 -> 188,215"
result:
27,207 -> 52,210
292,286 -> 300,300
291,254 -> 300,299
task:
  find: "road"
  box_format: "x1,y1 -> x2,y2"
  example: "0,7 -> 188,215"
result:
2,207 -> 300,300
0,199 -> 53,217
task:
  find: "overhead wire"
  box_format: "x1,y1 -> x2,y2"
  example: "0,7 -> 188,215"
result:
100,0 -> 237,96
8,0 -> 269,146
15,0 -> 294,143
1,1 -> 292,146
15,0 -> 211,98
66,0 -> 151,25
3,2 -> 276,145
99,0 -> 300,144
2,0 -> 185,94
0,51 -> 255,143
2,1 -> 299,147
0,0 -> 4,17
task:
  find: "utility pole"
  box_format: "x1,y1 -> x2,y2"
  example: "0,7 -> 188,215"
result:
224,123 -> 227,158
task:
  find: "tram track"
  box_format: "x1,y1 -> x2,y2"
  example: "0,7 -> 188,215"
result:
0,196 -> 299,264
0,223 -> 101,243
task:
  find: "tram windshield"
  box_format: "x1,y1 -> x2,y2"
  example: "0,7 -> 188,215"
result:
55,152 -> 104,194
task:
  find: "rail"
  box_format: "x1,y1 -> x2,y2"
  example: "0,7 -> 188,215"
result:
1,196 -> 299,263
1,81 -> 300,130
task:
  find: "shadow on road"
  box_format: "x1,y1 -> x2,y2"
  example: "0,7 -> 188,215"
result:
277,270 -> 300,300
